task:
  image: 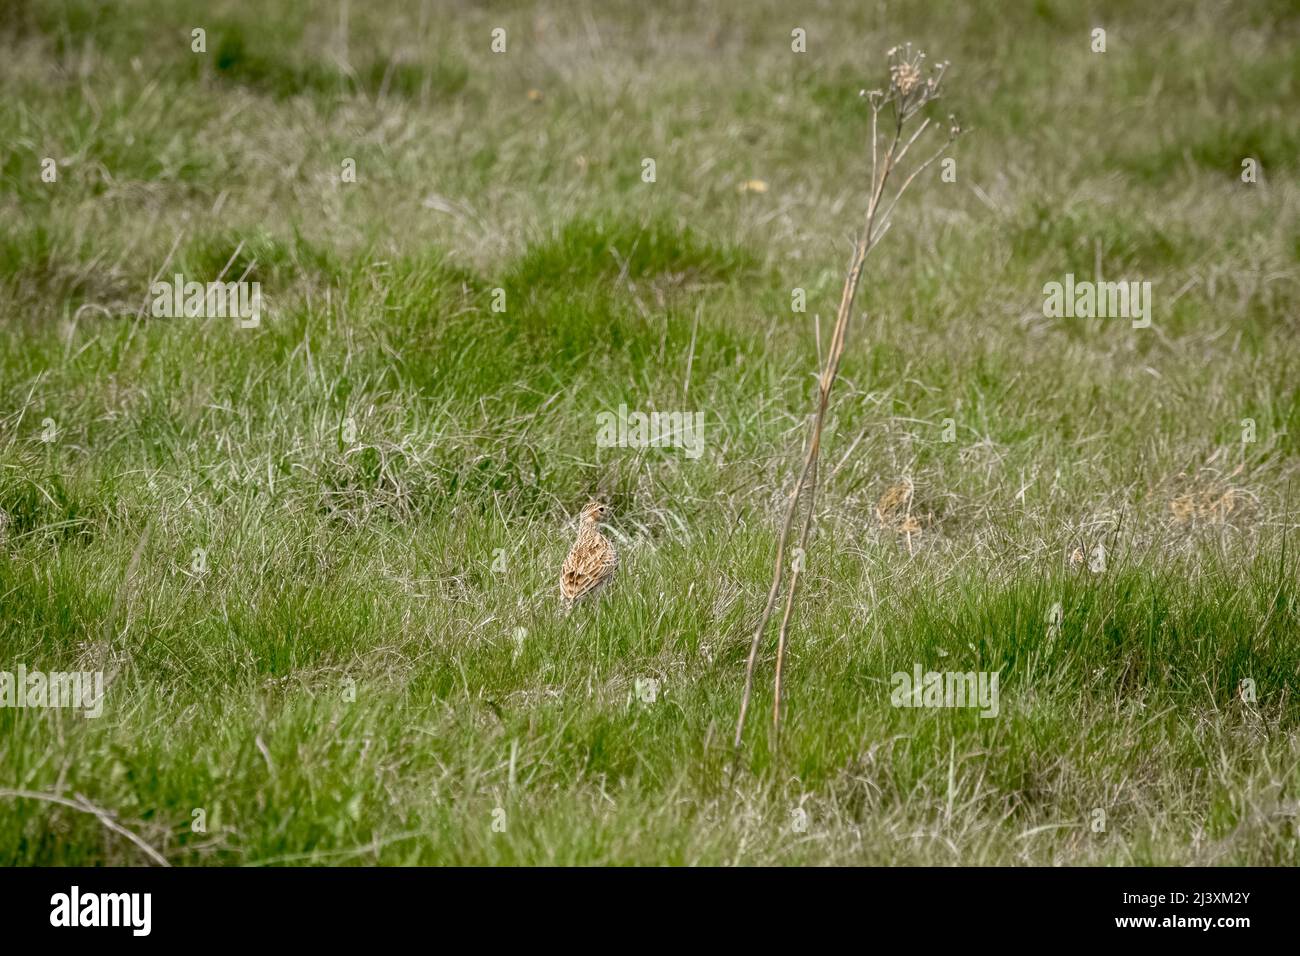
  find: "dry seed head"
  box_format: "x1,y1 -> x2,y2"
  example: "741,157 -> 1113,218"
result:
892,61 -> 922,96
884,44 -> 947,119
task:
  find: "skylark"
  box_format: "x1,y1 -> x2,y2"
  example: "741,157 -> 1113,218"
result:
876,477 -> 921,554
560,501 -> 618,608
875,477 -> 915,528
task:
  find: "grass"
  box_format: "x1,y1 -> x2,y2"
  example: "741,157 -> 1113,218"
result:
1,0 -> 1298,865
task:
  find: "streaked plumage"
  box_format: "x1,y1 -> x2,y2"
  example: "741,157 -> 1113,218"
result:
560,501 -> 618,607
875,477 -> 914,528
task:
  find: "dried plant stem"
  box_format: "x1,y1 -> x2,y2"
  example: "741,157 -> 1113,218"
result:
771,456 -> 817,734
735,68 -> 960,752
0,789 -> 171,866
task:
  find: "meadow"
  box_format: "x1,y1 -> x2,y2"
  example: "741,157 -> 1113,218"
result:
1,0 -> 1298,865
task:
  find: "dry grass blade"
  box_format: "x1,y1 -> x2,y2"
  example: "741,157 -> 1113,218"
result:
0,789 -> 171,866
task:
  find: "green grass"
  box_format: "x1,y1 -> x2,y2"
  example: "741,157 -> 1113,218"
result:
1,0 -> 1298,865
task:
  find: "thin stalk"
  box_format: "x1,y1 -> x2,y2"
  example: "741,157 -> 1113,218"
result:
734,50 -> 962,753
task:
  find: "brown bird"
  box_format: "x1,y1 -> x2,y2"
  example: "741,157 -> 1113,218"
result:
874,477 -> 914,528
560,501 -> 618,608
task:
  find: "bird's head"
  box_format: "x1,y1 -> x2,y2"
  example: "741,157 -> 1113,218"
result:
580,500 -> 611,525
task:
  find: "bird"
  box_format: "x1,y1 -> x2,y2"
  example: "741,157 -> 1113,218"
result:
560,501 -> 618,608
874,477 -> 914,528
